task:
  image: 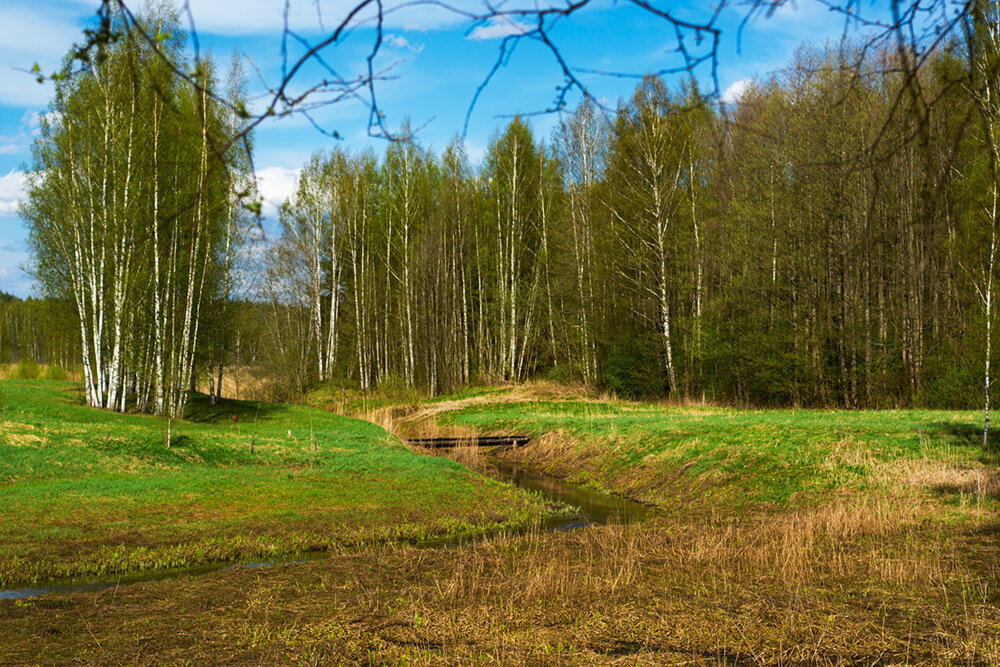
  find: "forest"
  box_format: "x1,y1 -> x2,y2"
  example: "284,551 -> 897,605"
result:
4,4 -> 1000,662
6,5 -> 1000,414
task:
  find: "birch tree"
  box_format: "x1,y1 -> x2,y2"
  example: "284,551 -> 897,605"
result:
606,76 -> 692,394
23,6 -> 241,417
554,100 -> 608,385
963,0 -> 1000,447
481,118 -> 544,381
382,130 -> 431,388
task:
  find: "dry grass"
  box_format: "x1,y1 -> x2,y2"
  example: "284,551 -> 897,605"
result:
2,485 -> 997,664
3,427 -> 45,448
354,380 -> 619,434
0,363 -> 82,381
363,400 -> 494,467
192,366 -> 273,402
5,384 -> 998,663
438,440 -> 487,469
891,456 -> 1000,498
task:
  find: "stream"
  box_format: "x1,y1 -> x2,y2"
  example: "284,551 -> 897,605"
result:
0,459 -> 651,600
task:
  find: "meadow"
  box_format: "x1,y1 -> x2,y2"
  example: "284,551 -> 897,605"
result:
1,381 -> 999,664
433,391 -> 1000,511
0,380 -> 550,587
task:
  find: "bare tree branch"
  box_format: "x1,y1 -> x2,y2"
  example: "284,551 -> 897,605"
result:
31,0 -> 978,154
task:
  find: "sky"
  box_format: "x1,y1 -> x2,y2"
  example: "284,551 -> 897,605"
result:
0,0 -> 878,298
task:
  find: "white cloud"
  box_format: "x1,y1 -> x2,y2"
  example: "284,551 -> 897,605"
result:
0,244 -> 32,298
386,34 -> 424,54
172,0 -> 314,35
168,0 -> 469,35
255,165 -> 301,219
721,78 -> 751,104
20,110 -> 43,137
0,5 -> 80,107
0,171 -> 28,218
0,6 -> 82,56
0,110 -> 45,157
119,0 -> 569,35
467,16 -> 532,41
463,140 -> 486,166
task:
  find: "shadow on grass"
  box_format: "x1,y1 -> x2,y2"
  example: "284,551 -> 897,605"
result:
48,383 -> 291,428
183,393 -> 290,425
955,521 -> 1000,587
928,421 -> 1000,459
90,430 -> 262,467
931,479 -> 1000,501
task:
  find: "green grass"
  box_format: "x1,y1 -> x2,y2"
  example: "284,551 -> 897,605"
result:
441,399 -> 998,509
0,380 -> 550,587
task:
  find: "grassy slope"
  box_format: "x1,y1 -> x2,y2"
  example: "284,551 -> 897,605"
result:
0,380 -> 548,587
441,397 -> 998,511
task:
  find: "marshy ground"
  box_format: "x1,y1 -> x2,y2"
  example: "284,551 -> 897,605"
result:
1,380 -> 999,664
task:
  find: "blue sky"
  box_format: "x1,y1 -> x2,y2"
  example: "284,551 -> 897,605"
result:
0,0 -> 873,297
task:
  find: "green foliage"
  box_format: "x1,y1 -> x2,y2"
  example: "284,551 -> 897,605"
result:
14,358 -> 40,380
478,117 -> 548,382
601,334 -> 665,398
22,5 -> 252,417
40,364 -> 67,381
15,30 -> 1000,415
0,296 -> 78,367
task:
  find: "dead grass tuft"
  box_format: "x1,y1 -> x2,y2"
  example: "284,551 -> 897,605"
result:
191,365 -> 272,402
4,428 -> 46,448
362,407 -> 398,434
888,457 -> 1000,500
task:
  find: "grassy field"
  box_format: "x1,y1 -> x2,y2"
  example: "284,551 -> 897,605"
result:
432,392 -> 1000,513
2,381 -> 999,663
0,380 -> 550,587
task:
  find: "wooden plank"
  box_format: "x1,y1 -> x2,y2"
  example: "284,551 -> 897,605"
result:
406,435 -> 530,449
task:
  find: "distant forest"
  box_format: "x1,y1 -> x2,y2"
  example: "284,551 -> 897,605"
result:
7,5 -> 1000,412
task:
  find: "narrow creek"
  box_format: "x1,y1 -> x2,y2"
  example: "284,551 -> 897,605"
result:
483,460 -> 650,530
0,458 -> 651,600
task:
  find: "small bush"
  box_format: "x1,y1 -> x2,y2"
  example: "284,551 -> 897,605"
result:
377,373 -> 421,405
602,334 -> 666,399
42,364 -> 67,381
14,358 -> 40,380
543,363 -> 576,384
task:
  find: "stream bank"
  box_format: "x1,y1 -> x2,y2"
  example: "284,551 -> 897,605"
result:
0,456 -> 649,600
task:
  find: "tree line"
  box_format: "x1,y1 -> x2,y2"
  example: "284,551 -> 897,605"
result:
9,3 -> 1000,417
260,41 -> 996,410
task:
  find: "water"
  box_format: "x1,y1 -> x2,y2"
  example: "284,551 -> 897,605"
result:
485,460 -> 650,529
402,459 -> 651,548
0,553 -> 331,601
0,459 -> 651,600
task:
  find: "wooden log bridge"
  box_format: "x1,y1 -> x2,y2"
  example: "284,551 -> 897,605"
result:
406,435 -> 530,449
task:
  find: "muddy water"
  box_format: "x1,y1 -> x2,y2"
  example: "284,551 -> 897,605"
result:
485,460 -> 650,530
0,459 -> 650,600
